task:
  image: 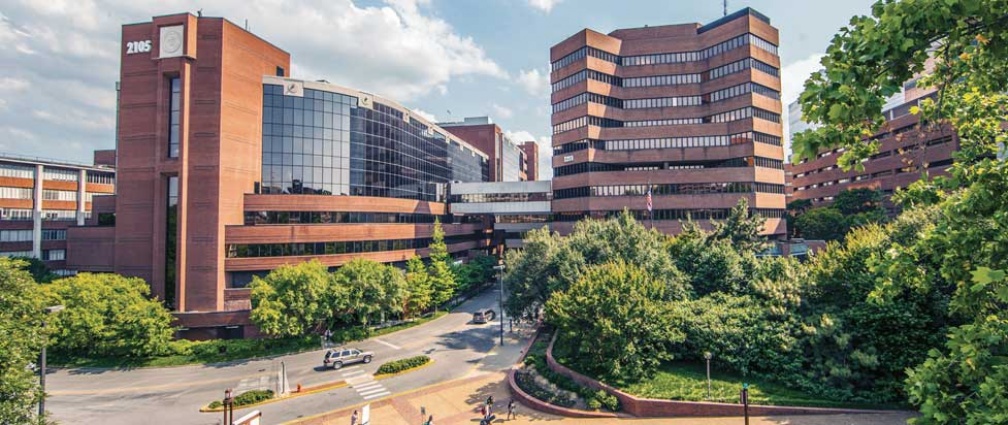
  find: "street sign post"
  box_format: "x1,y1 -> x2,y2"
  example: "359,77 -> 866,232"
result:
741,383 -> 750,425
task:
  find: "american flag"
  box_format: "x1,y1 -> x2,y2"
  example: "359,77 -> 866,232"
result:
646,186 -> 653,212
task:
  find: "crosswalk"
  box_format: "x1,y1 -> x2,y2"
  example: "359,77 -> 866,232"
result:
234,374 -> 271,393
340,365 -> 391,400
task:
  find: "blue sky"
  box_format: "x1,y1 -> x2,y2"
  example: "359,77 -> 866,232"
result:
0,0 -> 876,176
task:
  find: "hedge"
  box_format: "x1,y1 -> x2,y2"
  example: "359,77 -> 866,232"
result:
376,355 -> 430,375
207,389 -> 274,410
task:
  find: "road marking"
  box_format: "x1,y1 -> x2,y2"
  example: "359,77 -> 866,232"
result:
341,369 -> 366,377
346,375 -> 373,385
374,339 -> 402,350
357,387 -> 388,396
354,382 -> 382,391
362,391 -> 391,400
340,365 -> 360,371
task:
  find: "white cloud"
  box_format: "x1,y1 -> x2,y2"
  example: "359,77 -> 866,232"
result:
516,67 -> 549,96
0,0 -> 507,162
411,108 -> 438,123
527,0 -> 563,13
781,54 -> 825,106
491,103 -> 513,120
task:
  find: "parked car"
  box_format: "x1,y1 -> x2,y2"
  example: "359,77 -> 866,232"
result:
323,348 -> 373,369
472,309 -> 496,324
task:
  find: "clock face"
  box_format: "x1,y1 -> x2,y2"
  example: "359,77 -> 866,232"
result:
163,31 -> 182,54
159,25 -> 184,58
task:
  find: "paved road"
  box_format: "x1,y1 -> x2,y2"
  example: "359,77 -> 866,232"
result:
46,288 -> 526,425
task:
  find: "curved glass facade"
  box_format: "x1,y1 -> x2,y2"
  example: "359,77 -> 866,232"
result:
260,83 -> 489,202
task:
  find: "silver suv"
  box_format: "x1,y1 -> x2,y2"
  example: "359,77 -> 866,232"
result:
323,348 -> 373,370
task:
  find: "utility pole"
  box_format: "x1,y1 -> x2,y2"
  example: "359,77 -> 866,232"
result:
723,0 -> 728,16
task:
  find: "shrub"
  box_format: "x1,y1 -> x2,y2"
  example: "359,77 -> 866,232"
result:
234,389 -> 273,406
376,355 -> 430,375
514,370 -> 576,408
207,400 -> 222,409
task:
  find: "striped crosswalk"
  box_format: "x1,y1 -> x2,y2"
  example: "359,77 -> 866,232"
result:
340,366 -> 391,400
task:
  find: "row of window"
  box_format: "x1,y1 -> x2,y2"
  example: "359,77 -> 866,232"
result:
0,164 -> 34,179
551,46 -> 621,71
553,82 -> 779,113
225,233 -> 486,258
0,209 -> 85,221
554,156 -> 783,177
623,73 -> 702,88
0,230 -> 32,242
42,190 -> 76,201
552,69 -> 623,92
168,77 -> 181,158
0,251 -> 33,258
551,33 -> 778,71
554,182 -> 786,199
448,192 -> 552,203
552,208 -> 786,222
622,34 -> 778,66
86,173 -> 115,185
244,211 -> 454,226
0,230 -> 65,243
43,169 -> 79,182
42,249 -> 65,261
553,132 -> 782,155
554,106 -> 781,134
0,187 -> 33,200
709,58 -> 779,80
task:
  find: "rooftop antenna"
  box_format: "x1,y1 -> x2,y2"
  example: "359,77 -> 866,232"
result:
723,0 -> 728,16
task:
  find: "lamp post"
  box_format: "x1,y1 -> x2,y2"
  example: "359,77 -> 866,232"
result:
703,351 -> 712,400
493,262 -> 505,346
39,304 -> 64,419
223,388 -> 234,425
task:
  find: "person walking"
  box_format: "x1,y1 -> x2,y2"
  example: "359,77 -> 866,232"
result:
424,414 -> 434,425
507,399 -> 516,420
350,409 -> 358,425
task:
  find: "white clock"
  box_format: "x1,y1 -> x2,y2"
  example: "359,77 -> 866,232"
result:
159,25 -> 184,58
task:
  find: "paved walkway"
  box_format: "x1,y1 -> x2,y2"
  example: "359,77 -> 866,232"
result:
284,369 -> 915,425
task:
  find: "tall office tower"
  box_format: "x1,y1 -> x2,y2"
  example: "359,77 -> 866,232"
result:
440,116 -> 526,182
520,141 -> 540,181
549,8 -> 787,237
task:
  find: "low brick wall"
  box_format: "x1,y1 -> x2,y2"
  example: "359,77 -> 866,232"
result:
507,368 -> 617,419
544,334 -> 885,417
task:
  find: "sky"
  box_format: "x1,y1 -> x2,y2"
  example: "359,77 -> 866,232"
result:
0,0 -> 877,178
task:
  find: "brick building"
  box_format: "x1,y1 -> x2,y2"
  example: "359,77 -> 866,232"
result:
549,8 -> 787,236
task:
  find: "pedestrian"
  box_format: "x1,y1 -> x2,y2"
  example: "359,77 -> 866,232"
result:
425,414 -> 434,425
480,404 -> 487,419
350,409 -> 358,425
507,399 -> 516,420
486,395 -> 494,407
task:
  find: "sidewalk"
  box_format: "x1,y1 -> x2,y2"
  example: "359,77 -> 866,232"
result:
283,321 -> 915,425
283,370 -> 914,425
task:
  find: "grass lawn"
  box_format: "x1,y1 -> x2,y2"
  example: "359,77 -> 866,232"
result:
53,311 -> 448,368
619,361 -> 907,410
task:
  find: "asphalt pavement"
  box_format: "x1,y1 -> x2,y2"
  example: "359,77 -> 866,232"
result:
46,288 -> 525,425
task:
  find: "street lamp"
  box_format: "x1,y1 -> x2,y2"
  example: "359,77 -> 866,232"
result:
703,351 -> 713,400
223,388 -> 234,425
39,304 -> 64,419
493,261 -> 505,346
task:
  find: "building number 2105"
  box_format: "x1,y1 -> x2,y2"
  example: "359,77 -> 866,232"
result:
126,40 -> 152,55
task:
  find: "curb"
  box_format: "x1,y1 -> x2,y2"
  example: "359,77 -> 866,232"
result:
198,380 -> 349,413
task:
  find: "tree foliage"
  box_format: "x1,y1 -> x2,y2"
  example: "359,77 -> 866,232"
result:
11,256 -> 57,284
504,211 -> 686,320
794,207 -> 849,241
545,261 -> 684,383
428,219 -> 456,308
43,273 -> 175,358
791,0 -> 1008,419
708,198 -> 770,254
404,256 -> 432,318
0,258 -> 45,424
336,258 -> 406,326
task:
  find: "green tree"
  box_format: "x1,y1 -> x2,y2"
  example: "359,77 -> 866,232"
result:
833,188 -> 885,215
792,0 -> 1008,419
0,258 -> 45,424
250,260 -> 340,337
545,261 -> 684,383
708,198 -> 769,254
43,273 -> 175,359
794,207 -> 848,241
502,227 -> 567,320
403,256 -> 432,318
335,259 -> 405,326
428,219 -> 456,308
667,236 -> 755,297
12,256 -> 57,284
